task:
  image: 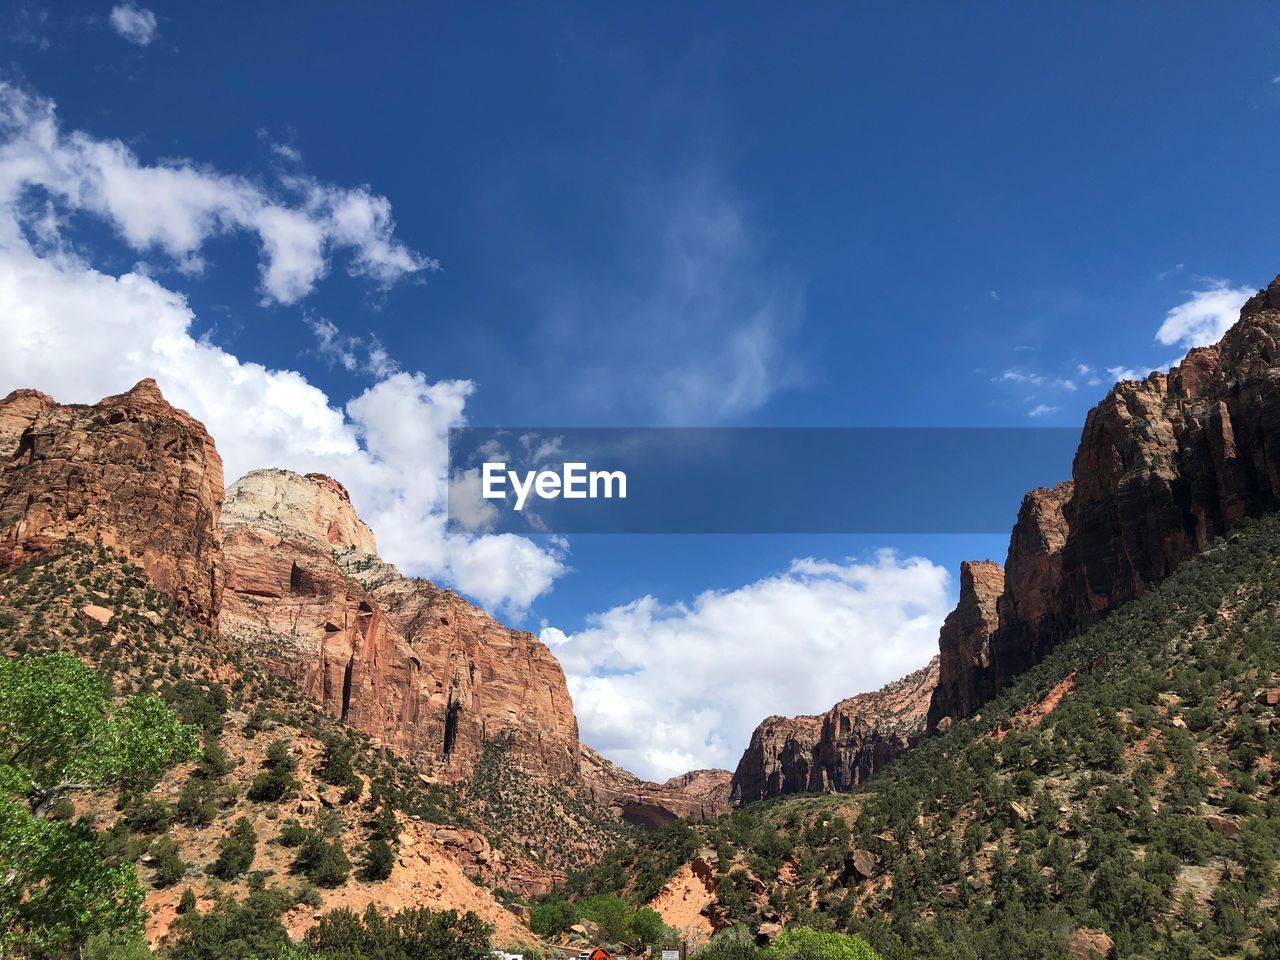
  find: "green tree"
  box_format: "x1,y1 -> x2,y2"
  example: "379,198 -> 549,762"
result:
294,832 -> 351,888
693,926 -> 762,960
763,926 -> 881,960
151,835 -> 189,888
209,817 -> 257,880
0,653 -> 198,956
304,905 -> 494,960
627,908 -> 671,947
360,838 -> 395,882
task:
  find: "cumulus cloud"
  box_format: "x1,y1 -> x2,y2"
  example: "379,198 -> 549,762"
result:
543,550 -> 951,779
109,3 -> 157,46
1155,282 -> 1253,349
0,83 -> 561,612
0,83 -> 434,303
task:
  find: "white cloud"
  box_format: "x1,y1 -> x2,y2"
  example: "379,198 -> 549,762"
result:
0,83 -> 562,613
1106,365 -> 1143,383
0,83 -> 433,303
1155,282 -> 1253,349
1027,404 -> 1058,418
109,2 -> 157,46
544,550 -> 950,779
998,370 -> 1045,386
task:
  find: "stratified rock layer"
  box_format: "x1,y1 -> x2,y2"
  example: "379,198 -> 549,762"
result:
929,275 -> 1280,729
220,468 -> 580,782
730,658 -> 938,804
0,380 -> 224,627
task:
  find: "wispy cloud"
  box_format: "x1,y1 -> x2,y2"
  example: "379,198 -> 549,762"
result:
1076,363 -> 1101,386
109,2 -> 157,46
1028,403 -> 1058,418
1106,365 -> 1143,382
535,170 -> 803,424
998,370 -> 1045,386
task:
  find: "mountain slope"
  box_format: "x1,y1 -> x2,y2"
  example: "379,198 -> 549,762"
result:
567,512 -> 1280,959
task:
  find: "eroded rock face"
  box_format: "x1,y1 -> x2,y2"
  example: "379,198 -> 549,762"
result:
0,380 -> 224,627
220,469 -> 580,782
929,275 -> 1280,731
579,746 -> 732,827
730,658 -> 938,804
927,560 -> 1005,730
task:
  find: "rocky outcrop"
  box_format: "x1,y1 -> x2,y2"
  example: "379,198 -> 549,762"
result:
929,275 -> 1280,731
926,560 -> 1004,730
579,746 -> 732,828
220,468 -> 580,783
730,658 -> 938,804
0,380 -> 224,627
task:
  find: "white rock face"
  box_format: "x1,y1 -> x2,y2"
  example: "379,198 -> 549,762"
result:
222,468 -> 378,555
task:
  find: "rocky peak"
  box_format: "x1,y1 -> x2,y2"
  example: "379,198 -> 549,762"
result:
223,468 -> 377,555
0,380 -> 224,627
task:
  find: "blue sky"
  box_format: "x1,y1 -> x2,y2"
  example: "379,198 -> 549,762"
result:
2,2 -> 1279,776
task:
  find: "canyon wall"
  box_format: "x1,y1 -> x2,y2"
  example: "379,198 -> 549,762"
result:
220,468 -> 582,782
0,379 -> 224,627
929,276 -> 1280,729
730,658 -> 938,804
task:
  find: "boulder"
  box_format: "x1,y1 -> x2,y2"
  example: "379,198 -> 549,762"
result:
1068,928 -> 1113,959
846,848 -> 880,881
1205,814 -> 1240,838
77,604 -> 113,628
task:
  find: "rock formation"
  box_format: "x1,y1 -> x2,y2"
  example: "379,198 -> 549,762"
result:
0,380 -> 224,627
730,658 -> 938,804
579,746 -> 732,828
220,468 -> 580,782
926,560 -> 1004,729
929,275 -> 1280,730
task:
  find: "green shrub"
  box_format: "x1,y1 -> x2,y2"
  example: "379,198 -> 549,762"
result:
209,817 -> 256,880
294,832 -> 351,888
151,836 -> 188,888
764,926 -> 881,960
359,838 -> 395,882
694,926 -> 762,960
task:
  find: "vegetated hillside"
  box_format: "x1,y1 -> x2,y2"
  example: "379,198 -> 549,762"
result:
562,514 -> 1280,960
0,543 -> 541,947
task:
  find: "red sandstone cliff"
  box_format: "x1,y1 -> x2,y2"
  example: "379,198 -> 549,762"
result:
0,380 -> 224,627
219,468 -> 581,782
929,275 -> 1280,730
730,658 -> 938,804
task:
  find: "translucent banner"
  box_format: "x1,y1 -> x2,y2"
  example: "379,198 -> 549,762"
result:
447,427 -> 1078,534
